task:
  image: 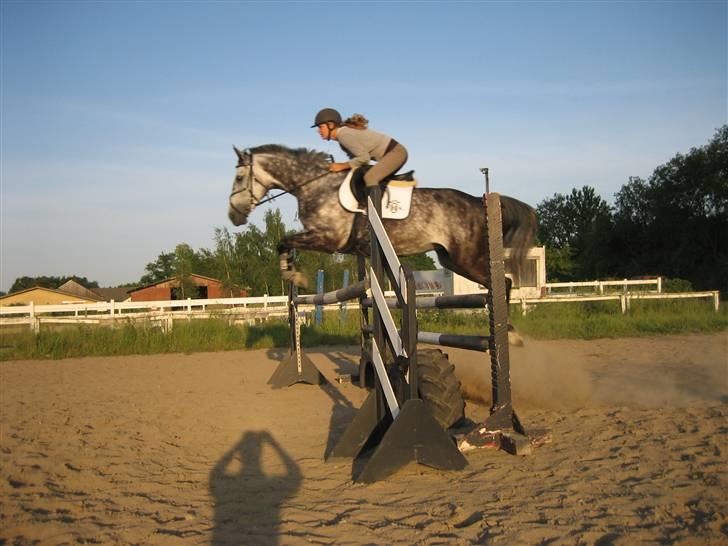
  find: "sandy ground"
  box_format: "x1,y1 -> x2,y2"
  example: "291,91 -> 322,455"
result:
1,333 -> 726,545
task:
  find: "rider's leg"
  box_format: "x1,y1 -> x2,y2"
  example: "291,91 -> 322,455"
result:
363,144 -> 408,187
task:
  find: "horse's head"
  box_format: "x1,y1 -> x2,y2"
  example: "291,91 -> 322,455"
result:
228,146 -> 260,226
228,144 -> 331,226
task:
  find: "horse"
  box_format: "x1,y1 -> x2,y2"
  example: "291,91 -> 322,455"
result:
228,144 -> 537,304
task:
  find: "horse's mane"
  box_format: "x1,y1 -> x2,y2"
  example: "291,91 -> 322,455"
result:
250,144 -> 329,163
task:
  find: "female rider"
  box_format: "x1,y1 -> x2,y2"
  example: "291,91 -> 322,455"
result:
311,108 -> 408,188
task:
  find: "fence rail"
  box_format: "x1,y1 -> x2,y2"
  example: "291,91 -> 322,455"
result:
0,289 -> 720,333
519,291 -> 720,314
0,295 -> 289,317
543,278 -> 662,295
0,296 -> 291,333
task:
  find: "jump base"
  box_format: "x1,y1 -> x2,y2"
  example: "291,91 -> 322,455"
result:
329,394 -> 468,483
327,389 -> 385,460
267,350 -> 325,389
357,399 -> 467,483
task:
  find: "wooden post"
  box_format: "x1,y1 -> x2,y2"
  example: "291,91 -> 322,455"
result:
29,301 -> 38,333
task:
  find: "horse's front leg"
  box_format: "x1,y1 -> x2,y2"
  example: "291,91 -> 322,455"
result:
277,244 -> 308,289
277,230 -> 336,289
278,248 -> 308,288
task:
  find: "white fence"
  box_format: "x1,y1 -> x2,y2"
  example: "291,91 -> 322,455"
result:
1,286 -> 720,334
0,296 -> 291,333
543,278 -> 662,295
517,291 -> 720,315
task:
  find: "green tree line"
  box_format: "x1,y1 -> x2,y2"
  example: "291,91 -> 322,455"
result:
537,125 -> 727,295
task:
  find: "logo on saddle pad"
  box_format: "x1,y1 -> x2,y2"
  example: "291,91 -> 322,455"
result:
338,168 -> 417,220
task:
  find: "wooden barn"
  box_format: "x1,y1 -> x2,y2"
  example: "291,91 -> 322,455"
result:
128,274 -> 246,302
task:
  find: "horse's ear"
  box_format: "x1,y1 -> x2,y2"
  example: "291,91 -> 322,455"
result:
233,145 -> 245,161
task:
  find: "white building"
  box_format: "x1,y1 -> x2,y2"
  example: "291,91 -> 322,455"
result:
413,247 -> 546,299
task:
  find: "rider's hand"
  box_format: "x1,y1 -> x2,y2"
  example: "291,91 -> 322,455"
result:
329,162 -> 352,173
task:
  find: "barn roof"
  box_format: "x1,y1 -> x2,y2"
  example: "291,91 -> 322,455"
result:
0,285 -> 104,303
92,287 -> 132,302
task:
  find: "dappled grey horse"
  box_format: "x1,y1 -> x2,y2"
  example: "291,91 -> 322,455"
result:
228,145 -> 537,300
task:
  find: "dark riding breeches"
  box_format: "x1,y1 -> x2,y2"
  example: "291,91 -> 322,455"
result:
363,143 -> 408,187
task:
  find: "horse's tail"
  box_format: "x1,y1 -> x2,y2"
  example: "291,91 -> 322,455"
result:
500,196 -> 538,285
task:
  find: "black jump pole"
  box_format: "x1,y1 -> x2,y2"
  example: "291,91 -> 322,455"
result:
479,169 -> 528,448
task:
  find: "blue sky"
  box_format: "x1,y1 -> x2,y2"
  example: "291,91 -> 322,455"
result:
1,1 -> 725,292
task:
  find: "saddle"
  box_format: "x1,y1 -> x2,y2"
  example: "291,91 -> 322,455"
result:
339,166 -> 417,220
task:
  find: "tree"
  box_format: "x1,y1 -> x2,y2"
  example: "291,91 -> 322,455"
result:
9,275 -> 99,294
139,252 -> 176,285
536,186 -> 612,280
203,209 -> 289,296
174,243 -> 198,299
612,125 -> 728,294
401,253 -> 437,271
210,227 -> 240,297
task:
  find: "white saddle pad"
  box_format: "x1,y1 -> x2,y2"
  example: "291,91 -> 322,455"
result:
338,170 -> 416,220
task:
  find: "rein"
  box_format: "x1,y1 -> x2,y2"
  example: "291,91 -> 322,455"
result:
255,169 -> 331,206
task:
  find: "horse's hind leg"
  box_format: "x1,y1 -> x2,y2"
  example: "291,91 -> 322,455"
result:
434,246 -> 490,289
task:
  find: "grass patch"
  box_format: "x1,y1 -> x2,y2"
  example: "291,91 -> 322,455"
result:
0,318 -> 289,361
0,299 -> 724,360
511,298 -> 728,339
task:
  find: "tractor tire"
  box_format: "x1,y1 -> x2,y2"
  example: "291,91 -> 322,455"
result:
416,349 -> 465,429
358,343 -> 466,429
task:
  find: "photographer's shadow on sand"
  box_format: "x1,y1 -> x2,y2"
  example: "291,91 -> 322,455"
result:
210,430 -> 301,546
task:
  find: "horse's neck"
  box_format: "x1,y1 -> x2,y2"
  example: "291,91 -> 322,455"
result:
295,171 -> 343,202
263,159 -> 335,199
253,163 -> 291,198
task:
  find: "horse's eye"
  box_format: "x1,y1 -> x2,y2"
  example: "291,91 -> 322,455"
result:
236,175 -> 243,182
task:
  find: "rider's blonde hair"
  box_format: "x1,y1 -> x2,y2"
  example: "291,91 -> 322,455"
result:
343,113 -> 369,129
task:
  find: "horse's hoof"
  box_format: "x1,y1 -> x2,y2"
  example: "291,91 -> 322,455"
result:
508,330 -> 524,347
282,270 -> 309,289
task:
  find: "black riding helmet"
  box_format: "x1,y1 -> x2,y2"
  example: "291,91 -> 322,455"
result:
311,108 -> 342,128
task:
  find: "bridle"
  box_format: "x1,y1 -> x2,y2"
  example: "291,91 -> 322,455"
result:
228,148 -> 258,217
229,148 -> 333,216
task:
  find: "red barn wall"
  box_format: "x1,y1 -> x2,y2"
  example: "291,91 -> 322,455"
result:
130,286 -> 171,302
129,276 -> 246,301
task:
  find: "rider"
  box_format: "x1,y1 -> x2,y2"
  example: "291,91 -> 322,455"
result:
311,108 -> 408,188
